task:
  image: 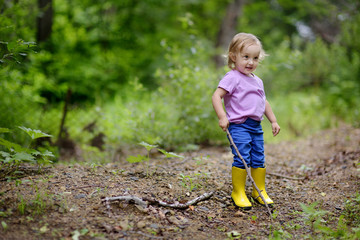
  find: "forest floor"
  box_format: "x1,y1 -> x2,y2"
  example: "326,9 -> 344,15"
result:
0,124 -> 360,240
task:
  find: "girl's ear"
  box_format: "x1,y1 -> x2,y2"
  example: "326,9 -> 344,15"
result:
229,52 -> 236,62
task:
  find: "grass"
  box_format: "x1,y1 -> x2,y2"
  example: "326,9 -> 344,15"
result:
13,178 -> 56,216
269,194 -> 360,239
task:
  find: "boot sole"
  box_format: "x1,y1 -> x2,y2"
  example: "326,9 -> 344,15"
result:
231,197 -> 252,210
252,197 -> 274,208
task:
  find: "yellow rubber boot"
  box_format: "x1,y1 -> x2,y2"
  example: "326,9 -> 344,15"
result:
231,167 -> 252,210
251,167 -> 274,206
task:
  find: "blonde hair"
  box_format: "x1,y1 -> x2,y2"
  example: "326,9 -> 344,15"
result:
227,33 -> 267,69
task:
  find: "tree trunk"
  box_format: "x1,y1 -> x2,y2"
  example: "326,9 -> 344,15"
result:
37,0 -> 53,43
214,0 -> 246,68
308,17 -> 340,44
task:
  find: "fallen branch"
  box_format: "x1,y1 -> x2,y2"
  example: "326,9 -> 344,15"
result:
103,195 -> 148,208
102,191 -> 214,209
146,191 -> 214,209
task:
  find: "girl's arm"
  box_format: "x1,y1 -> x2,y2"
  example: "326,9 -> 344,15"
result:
212,88 -> 229,131
265,100 -> 281,136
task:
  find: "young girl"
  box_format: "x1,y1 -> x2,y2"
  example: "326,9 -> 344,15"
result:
212,33 -> 280,210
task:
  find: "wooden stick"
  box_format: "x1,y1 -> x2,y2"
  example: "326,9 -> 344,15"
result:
226,129 -> 273,218
102,191 -> 214,210
103,195 -> 148,207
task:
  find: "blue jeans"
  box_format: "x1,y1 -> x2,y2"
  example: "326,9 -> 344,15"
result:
228,118 -> 265,169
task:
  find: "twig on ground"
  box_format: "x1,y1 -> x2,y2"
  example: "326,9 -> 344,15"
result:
103,195 -> 148,208
267,172 -> 305,180
102,191 -> 214,210
145,191 -> 214,209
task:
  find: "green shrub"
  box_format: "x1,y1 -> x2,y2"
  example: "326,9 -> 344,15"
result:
343,193 -> 360,227
0,127 -> 55,178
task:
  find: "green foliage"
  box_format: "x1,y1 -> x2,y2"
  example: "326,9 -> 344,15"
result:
226,230 -> 241,240
1,0 -> 360,152
16,180 -> 54,216
126,141 -> 184,177
139,142 -> 158,152
178,172 -> 209,192
0,40 -> 36,65
0,127 -> 54,176
0,40 -> 41,143
258,37 -> 360,134
179,173 -> 199,192
1,221 -> 8,231
342,193 -> 360,227
126,154 -> 148,164
0,64 -> 45,139
112,33 -> 223,149
270,200 -> 360,239
29,0 -> 227,103
18,126 -> 52,140
0,2 -> 42,142
299,202 -> 329,229
157,149 -> 183,159
0,0 -> 37,42
71,229 -> 89,240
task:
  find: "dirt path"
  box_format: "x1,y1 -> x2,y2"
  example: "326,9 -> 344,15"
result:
1,124 -> 359,239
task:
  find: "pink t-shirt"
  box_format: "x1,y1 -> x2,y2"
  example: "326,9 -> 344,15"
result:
218,70 -> 266,124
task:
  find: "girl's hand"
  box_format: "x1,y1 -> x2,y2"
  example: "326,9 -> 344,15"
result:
271,122 -> 281,136
212,88 -> 229,131
219,117 -> 229,131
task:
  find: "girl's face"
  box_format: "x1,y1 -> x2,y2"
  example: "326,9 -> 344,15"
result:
231,44 -> 261,76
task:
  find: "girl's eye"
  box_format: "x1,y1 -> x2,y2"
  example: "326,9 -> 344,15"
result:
243,55 -> 249,59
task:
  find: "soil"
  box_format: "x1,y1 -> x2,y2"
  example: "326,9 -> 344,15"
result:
0,124 -> 359,240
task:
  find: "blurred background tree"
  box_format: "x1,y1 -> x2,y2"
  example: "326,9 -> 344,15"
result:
1,0 -> 359,157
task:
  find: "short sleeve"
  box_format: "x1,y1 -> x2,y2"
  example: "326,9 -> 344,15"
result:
218,71 -> 237,95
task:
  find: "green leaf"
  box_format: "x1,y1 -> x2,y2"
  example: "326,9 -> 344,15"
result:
72,230 -> 80,240
13,152 -> 35,163
227,230 -> 241,238
41,150 -> 55,158
0,151 -> 13,164
0,151 -> 10,158
7,41 -> 16,51
126,154 -> 148,163
71,228 -> 88,240
21,41 -> 36,46
40,225 -> 48,233
18,126 -> 52,140
1,221 -> 7,230
0,128 -> 11,134
0,138 -> 26,152
80,228 -> 89,235
138,141 -> 158,151
157,149 -> 184,158
29,149 -> 41,156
